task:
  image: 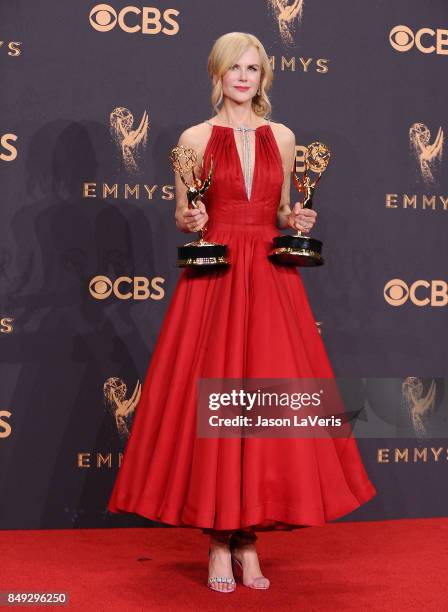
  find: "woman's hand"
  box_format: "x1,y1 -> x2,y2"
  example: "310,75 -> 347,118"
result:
180,200 -> 209,233
287,203 -> 317,233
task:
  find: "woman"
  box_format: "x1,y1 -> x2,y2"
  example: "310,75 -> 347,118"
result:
108,31 -> 377,593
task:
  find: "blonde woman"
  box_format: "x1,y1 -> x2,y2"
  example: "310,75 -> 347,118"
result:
108,31 -> 377,593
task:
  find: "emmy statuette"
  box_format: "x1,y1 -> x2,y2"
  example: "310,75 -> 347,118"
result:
269,141 -> 331,266
169,145 -> 229,268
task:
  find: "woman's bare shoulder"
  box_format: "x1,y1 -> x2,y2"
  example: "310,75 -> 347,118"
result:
177,122 -> 211,153
269,121 -> 295,145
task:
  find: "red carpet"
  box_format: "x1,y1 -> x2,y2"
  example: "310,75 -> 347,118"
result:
1,518 -> 447,610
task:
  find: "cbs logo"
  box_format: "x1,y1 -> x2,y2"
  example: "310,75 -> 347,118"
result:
0,411 -> 12,439
0,318 -> 14,333
89,3 -> 179,35
0,41 -> 22,56
0,134 -> 18,161
384,279 -> 448,307
89,275 -> 165,300
389,25 -> 448,55
294,145 -> 308,172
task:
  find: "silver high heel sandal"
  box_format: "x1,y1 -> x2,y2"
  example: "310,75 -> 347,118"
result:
207,548 -> 236,593
230,531 -> 270,590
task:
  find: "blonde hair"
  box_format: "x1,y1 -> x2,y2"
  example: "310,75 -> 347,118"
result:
207,32 -> 273,118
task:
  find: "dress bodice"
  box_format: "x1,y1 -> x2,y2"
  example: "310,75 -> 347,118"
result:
200,122 -> 284,231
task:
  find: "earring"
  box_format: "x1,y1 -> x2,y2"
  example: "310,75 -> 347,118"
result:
257,87 -> 261,96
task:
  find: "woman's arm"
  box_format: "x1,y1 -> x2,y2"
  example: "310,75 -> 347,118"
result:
275,125 -> 296,229
274,124 -> 317,232
173,125 -> 209,233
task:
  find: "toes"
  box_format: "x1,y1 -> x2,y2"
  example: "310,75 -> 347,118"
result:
253,576 -> 270,589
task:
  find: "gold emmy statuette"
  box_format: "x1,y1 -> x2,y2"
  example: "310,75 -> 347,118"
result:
269,141 -> 331,266
169,145 -> 229,268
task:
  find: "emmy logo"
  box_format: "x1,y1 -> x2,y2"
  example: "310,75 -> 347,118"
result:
104,377 -> 141,440
401,377 -> 437,438
409,122 -> 444,186
267,0 -> 305,45
110,107 -> 149,174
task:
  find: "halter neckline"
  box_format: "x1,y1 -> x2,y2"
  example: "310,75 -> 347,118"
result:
203,120 -> 271,201
204,120 -> 270,131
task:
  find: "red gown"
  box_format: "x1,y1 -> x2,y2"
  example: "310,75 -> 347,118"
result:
107,122 -> 377,531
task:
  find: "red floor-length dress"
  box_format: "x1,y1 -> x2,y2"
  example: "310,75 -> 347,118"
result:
107,121 -> 377,530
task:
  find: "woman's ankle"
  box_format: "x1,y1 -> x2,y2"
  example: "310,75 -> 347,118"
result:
208,530 -> 233,548
231,529 -> 257,547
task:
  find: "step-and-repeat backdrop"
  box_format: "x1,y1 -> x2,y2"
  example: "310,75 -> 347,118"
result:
1,1 -> 447,528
